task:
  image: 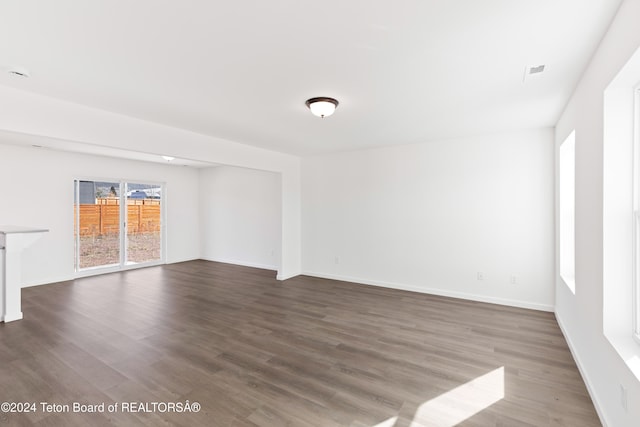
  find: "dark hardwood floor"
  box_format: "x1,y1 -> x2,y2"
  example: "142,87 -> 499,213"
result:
0,260 -> 599,426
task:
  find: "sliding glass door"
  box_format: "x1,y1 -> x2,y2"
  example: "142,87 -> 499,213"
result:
74,180 -> 163,273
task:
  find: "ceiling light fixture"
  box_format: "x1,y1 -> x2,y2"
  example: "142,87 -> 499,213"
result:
161,155 -> 175,161
305,97 -> 339,118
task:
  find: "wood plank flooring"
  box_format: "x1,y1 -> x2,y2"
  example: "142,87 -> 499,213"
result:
0,260 -> 600,426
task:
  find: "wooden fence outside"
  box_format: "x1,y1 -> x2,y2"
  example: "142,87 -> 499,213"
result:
96,197 -> 160,206
76,199 -> 161,235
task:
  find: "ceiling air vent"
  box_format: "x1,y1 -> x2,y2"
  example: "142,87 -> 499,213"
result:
528,65 -> 545,74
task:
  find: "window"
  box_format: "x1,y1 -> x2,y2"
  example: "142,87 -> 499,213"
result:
602,46 -> 640,373
634,86 -> 640,342
559,130 -> 576,293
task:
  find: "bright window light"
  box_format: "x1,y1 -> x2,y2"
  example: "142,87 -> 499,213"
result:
410,366 -> 504,426
372,367 -> 505,427
371,416 -> 398,427
634,86 -> 640,342
602,49 -> 640,377
560,130 -> 576,293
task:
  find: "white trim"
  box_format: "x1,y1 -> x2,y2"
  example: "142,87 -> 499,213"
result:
276,272 -> 298,281
21,274 -> 76,288
201,257 -> 278,273
121,182 -> 128,265
302,270 -> 554,312
634,210 -> 640,338
555,312 -> 610,427
160,183 -> 168,267
74,179 -> 81,271
75,259 -> 165,278
2,312 -> 23,322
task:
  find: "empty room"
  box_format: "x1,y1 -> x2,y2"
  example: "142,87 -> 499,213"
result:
0,1 -> 639,426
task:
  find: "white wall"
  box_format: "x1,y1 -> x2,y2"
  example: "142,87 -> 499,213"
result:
0,86 -> 301,279
302,128 -> 554,311
554,1 -> 640,426
0,143 -> 200,286
200,166 -> 281,270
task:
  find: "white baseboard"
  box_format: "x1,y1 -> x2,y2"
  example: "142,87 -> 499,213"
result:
2,311 -> 23,322
276,272 -> 298,281
555,312 -> 609,427
302,270 -> 554,312
166,256 -> 201,264
22,274 -> 75,288
201,256 -> 277,272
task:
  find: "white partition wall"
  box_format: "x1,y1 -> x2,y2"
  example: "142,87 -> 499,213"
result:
200,166 -> 281,271
0,227 -> 48,322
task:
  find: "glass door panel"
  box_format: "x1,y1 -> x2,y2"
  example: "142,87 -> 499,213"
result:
75,180 -> 121,270
125,182 -> 162,265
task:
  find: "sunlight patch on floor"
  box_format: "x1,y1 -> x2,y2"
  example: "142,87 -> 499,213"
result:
371,416 -> 399,427
371,366 -> 504,427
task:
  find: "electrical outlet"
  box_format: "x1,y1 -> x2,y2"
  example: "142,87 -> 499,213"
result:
334,256 -> 340,265
620,384 -> 627,411
477,272 -> 484,281
510,275 -> 517,285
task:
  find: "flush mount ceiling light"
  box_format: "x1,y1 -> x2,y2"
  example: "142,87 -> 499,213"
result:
161,155 -> 175,161
305,97 -> 339,118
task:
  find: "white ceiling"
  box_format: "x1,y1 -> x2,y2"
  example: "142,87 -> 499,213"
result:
0,0 -> 623,156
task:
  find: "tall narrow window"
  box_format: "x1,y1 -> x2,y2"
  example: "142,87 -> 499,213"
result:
74,179 -> 164,273
602,46 -> 640,372
559,131 -> 576,293
634,87 -> 640,341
